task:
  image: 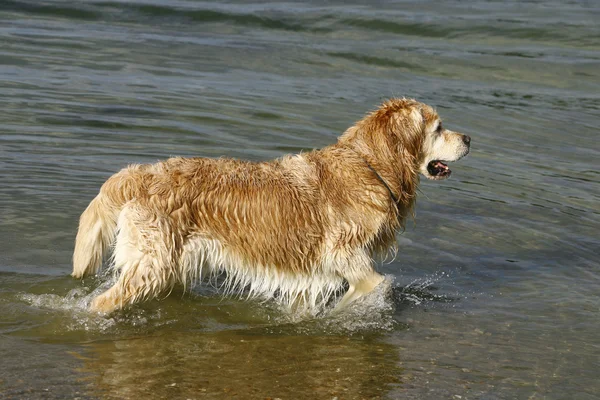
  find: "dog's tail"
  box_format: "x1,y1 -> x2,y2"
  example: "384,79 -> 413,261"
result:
72,194 -> 119,278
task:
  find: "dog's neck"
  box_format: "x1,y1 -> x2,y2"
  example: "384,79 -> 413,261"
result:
352,149 -> 400,206
337,125 -> 420,219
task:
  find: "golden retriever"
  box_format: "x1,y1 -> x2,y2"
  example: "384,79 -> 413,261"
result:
72,98 -> 470,313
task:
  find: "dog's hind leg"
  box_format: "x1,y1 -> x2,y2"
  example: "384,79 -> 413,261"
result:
89,204 -> 178,313
89,257 -> 159,314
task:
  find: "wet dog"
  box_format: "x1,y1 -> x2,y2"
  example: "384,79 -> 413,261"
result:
72,98 -> 470,313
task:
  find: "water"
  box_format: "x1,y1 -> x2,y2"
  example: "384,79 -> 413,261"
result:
1,0 -> 599,398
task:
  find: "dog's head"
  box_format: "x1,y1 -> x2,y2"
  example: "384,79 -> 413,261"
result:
415,101 -> 471,180
353,98 -> 470,181
340,98 -> 471,183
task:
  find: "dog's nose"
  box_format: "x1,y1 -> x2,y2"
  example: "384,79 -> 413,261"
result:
462,135 -> 471,145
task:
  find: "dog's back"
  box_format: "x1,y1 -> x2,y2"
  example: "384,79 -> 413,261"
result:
73,149 -> 394,313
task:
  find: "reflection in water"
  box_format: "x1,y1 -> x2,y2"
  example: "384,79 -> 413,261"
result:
79,330 -> 402,399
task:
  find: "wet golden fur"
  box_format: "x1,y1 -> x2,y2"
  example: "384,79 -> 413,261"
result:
72,98 -> 470,313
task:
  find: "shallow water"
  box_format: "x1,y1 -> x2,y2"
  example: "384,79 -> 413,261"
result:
1,1 -> 599,399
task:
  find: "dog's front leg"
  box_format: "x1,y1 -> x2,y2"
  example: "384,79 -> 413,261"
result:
336,271 -> 385,309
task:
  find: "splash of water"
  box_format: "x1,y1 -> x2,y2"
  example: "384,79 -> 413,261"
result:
16,271 -> 457,335
17,279 -> 157,333
393,270 -> 458,306
262,275 -> 398,334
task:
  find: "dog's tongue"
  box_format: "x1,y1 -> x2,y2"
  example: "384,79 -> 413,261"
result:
427,160 -> 451,177
433,161 -> 448,170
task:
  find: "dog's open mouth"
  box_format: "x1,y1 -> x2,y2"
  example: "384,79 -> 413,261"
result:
427,160 -> 451,178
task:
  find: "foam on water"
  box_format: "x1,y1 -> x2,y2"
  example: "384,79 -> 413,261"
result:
321,275 -> 397,333
285,271 -> 460,334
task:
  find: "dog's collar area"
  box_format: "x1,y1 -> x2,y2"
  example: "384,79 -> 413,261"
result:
360,157 -> 400,207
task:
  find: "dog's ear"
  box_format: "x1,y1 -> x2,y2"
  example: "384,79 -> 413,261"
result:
414,104 -> 439,134
387,103 -> 427,157
385,99 -> 426,137
408,107 -> 424,129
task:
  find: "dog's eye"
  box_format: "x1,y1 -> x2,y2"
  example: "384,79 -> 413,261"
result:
436,123 -> 442,133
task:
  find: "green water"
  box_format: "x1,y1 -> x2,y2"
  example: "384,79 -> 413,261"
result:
1,1 -> 599,399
